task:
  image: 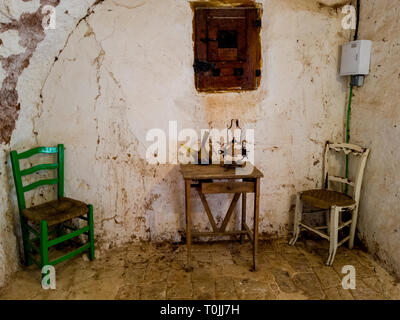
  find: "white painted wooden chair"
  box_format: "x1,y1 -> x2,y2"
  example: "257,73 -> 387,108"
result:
289,142 -> 370,266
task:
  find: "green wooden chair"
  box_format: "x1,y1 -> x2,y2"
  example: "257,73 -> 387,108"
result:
10,144 -> 95,272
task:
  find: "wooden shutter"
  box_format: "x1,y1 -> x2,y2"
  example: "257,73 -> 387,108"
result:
194,7 -> 261,92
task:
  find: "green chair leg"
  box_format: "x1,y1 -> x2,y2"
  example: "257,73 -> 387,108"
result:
40,220 -> 51,286
21,218 -> 32,266
55,223 -> 65,250
40,220 -> 49,267
88,205 -> 95,261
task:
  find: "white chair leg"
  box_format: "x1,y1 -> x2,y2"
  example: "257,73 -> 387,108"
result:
349,207 -> 358,250
326,210 -> 330,236
289,192 -> 303,246
327,206 -> 339,266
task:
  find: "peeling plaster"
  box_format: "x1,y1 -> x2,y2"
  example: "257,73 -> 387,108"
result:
0,0 -> 41,22
0,0 -> 357,287
350,0 -> 400,278
0,0 -> 99,288
0,0 -> 61,144
0,30 -> 26,56
32,0 -> 349,247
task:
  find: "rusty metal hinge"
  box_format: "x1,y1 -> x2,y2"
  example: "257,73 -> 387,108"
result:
255,19 -> 262,28
193,59 -> 215,73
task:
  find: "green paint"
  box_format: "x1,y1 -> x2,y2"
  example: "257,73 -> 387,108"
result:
22,178 -> 58,193
49,243 -> 91,266
345,85 -> 353,194
10,144 -> 95,280
40,220 -> 49,267
20,163 -> 58,176
57,144 -> 64,198
48,226 -> 89,247
16,146 -> 58,159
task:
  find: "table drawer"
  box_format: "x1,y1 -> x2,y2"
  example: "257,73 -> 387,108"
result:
201,181 -> 254,194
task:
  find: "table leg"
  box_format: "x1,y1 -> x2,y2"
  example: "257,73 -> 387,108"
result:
241,193 -> 247,244
253,178 -> 260,271
185,179 -> 192,271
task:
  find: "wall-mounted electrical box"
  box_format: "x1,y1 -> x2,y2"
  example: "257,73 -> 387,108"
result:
340,40 -> 372,76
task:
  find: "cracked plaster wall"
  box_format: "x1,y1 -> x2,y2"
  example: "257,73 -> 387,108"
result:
350,0 -> 400,278
1,0 -> 351,286
0,0 -> 97,287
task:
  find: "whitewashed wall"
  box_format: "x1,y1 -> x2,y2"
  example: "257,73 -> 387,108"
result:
350,0 -> 400,278
0,0 -> 351,287
0,0 -> 98,287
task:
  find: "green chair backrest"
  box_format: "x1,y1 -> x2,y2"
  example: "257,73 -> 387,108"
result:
10,144 -> 64,212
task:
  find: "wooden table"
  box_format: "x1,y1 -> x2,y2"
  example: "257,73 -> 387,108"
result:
180,163 -> 264,270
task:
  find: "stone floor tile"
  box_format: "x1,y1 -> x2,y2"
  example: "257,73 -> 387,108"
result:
167,282 -> 193,299
144,267 -> 169,283
167,269 -> 191,284
192,279 -> 215,300
284,252 -> 313,273
32,289 -> 70,300
361,276 -> 400,300
67,278 -> 122,300
115,285 -> 140,299
140,281 -> 167,300
350,279 -> 386,300
270,269 -> 298,294
192,267 -> 215,282
313,266 -> 342,289
324,286 -> 354,300
0,239 -> 398,300
192,251 -> 212,263
122,266 -> 146,285
233,278 -> 270,300
292,272 -> 325,299
215,277 -> 238,300
98,246 -> 127,267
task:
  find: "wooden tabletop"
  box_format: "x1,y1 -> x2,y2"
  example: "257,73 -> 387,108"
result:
180,163 -> 264,180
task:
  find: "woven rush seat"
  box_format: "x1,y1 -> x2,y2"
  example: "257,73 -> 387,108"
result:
22,197 -> 88,226
302,189 -> 355,209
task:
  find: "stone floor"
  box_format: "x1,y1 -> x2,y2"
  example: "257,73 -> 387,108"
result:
0,238 -> 399,300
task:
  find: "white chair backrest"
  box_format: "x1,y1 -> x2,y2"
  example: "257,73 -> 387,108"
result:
323,142 -> 370,204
